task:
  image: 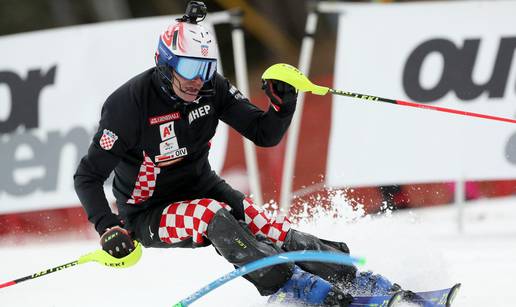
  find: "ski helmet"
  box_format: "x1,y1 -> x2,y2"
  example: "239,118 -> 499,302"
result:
155,21 -> 218,88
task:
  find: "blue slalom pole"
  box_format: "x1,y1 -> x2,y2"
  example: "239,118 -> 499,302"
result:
172,251 -> 366,307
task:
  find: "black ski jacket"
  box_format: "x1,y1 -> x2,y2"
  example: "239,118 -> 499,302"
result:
74,68 -> 295,234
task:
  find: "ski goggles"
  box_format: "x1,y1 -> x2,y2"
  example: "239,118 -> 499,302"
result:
168,56 -> 217,82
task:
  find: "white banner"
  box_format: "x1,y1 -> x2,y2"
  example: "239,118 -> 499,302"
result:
326,1 -> 516,187
0,14 -> 229,214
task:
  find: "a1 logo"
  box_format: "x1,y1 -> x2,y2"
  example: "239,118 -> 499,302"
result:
160,121 -> 175,141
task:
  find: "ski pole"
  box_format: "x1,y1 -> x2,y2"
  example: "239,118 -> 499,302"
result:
262,63 -> 516,124
173,250 -> 366,307
0,240 -> 142,289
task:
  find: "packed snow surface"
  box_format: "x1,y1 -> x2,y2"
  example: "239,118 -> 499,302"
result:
1,196 -> 515,307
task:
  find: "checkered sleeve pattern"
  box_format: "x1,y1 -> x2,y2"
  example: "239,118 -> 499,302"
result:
158,199 -> 231,245
127,152 -> 161,205
242,198 -> 291,247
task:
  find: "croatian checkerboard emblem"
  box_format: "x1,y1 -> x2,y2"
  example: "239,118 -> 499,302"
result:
99,129 -> 118,150
201,45 -> 209,57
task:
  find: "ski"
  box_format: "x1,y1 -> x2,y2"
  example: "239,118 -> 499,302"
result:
409,283 -> 461,307
350,293 -> 399,307
350,283 -> 461,307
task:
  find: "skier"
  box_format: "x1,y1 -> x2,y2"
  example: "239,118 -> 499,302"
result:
74,2 -> 399,306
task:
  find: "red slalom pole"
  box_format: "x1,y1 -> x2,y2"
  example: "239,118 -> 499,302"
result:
394,99 -> 516,124
329,88 -> 516,124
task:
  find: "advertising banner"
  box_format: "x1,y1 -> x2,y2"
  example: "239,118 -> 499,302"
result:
327,1 -> 516,187
0,15 -> 228,213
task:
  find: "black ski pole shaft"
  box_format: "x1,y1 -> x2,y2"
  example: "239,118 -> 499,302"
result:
0,260 -> 79,289
0,241 -> 142,290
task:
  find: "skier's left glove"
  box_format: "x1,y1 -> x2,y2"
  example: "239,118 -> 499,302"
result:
262,79 -> 298,115
100,226 -> 135,258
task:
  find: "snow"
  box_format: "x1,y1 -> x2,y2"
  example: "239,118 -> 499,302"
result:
1,196 -> 515,307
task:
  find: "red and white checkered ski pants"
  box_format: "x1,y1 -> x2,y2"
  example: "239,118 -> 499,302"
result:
241,198 -> 291,246
158,198 -> 291,247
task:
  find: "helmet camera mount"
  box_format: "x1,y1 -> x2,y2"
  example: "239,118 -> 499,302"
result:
177,1 -> 207,24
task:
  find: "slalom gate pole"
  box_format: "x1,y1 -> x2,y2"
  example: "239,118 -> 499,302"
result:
0,241 -> 142,289
328,88 -> 516,124
172,251 -> 366,307
262,63 -> 516,125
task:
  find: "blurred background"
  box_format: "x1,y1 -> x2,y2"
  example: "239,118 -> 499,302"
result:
0,0 -> 515,244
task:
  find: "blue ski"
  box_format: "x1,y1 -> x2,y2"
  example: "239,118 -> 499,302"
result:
351,294 -> 393,307
351,283 -> 461,307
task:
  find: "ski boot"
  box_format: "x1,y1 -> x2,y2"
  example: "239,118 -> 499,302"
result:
352,273 -> 429,307
268,266 -> 353,306
281,229 -> 357,284
346,271 -> 398,296
347,272 -> 428,306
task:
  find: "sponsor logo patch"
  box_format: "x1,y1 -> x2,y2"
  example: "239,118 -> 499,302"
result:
155,147 -> 188,163
229,84 -> 245,100
149,112 -> 181,125
188,105 -> 211,124
159,138 -> 179,154
159,121 -> 176,141
99,129 -> 118,150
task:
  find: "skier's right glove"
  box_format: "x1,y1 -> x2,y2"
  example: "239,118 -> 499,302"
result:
262,79 -> 298,115
100,226 -> 135,258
